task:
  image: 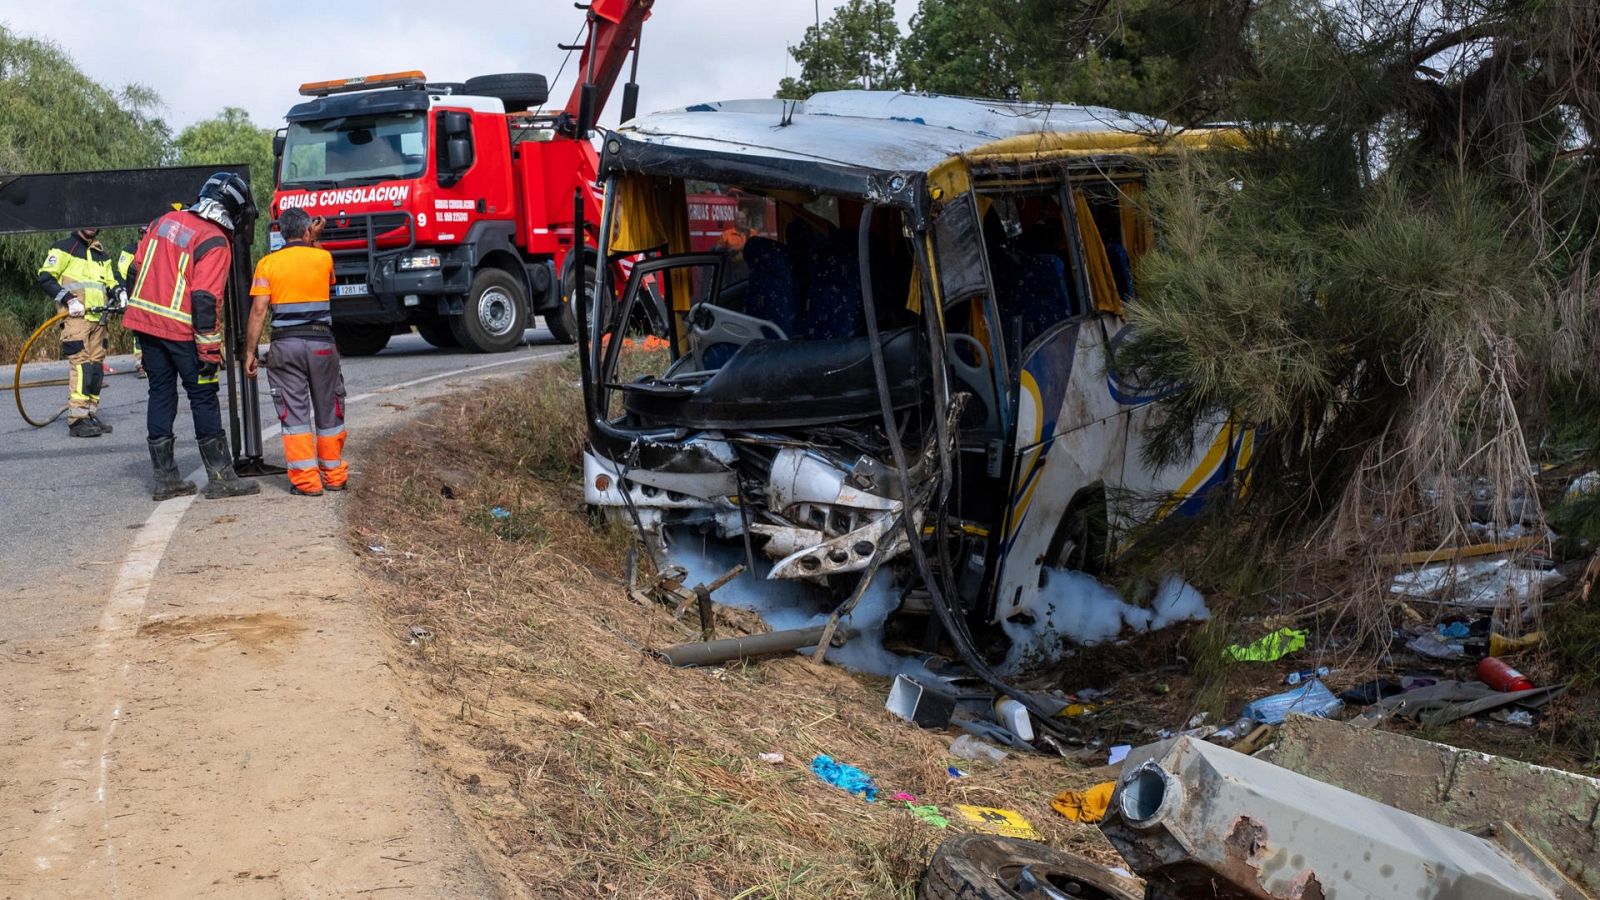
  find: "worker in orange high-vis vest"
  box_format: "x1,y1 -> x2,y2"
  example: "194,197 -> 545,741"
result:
243,208 -> 346,496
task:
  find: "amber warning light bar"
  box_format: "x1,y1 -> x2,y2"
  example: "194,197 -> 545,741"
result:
299,70 -> 428,97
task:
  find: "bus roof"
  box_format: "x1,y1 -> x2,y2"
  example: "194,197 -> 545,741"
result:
602,91 -> 1237,207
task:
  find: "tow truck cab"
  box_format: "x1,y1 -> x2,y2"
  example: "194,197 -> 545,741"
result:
272,71 -> 599,355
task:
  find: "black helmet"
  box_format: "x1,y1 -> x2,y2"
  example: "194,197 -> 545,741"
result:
194,171 -> 255,231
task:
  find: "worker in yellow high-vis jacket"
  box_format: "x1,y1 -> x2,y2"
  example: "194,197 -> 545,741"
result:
38,229 -> 116,437
114,225 -> 150,379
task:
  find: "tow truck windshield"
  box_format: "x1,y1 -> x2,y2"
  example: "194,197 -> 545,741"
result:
279,111 -> 427,186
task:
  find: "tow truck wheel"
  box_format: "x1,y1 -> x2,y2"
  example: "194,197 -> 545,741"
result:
548,262 -> 612,346
451,267 -> 528,353
415,319 -> 461,349
332,322 -> 393,357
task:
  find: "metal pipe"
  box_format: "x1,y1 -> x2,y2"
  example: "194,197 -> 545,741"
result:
657,625 -> 858,668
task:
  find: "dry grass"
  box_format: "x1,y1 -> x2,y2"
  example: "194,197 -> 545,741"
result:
348,354 -> 1118,900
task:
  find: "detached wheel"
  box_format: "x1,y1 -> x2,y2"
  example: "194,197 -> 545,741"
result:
451,267 -> 528,353
332,322 -> 392,357
415,319 -> 460,348
920,835 -> 1141,900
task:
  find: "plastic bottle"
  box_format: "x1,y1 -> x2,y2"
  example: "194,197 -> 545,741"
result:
1477,656 -> 1535,692
948,734 -> 1008,763
1284,666 -> 1331,686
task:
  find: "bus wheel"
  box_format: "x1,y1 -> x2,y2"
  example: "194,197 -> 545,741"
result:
451,267 -> 528,353
1045,487 -> 1110,574
332,322 -> 392,357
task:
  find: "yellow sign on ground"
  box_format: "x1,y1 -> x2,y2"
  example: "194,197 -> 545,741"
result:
953,804 -> 1039,840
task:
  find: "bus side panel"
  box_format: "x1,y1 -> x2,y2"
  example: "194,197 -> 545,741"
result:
990,319 -> 1250,627
989,321 -> 1127,623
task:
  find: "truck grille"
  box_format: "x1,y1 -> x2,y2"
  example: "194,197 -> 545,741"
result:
320,213 -> 410,246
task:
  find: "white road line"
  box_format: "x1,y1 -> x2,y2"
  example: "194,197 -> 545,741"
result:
32,347 -> 568,888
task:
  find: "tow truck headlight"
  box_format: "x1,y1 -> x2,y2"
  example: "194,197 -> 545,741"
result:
398,253 -> 442,270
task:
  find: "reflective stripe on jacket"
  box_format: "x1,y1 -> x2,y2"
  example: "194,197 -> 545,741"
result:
122,211 -> 233,362
250,244 -> 335,329
37,235 -> 113,323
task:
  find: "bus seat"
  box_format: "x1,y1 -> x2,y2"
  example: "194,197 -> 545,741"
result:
801,230 -> 866,341
742,237 -> 801,337
993,248 -> 1071,347
1106,243 -> 1134,300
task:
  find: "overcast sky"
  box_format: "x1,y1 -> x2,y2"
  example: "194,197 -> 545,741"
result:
1,1 -> 917,132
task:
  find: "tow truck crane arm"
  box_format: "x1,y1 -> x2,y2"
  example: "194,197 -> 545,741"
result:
561,0 -> 655,135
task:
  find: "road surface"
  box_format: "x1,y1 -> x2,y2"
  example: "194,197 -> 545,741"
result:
0,326 -> 569,898
3,328 -> 564,644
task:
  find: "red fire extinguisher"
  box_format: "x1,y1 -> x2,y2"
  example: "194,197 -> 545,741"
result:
1477,656 -> 1535,692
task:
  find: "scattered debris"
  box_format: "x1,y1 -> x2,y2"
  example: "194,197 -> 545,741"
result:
1107,744 -> 1131,766
948,734 -> 1007,764
1358,679 -> 1568,727
992,697 -> 1034,742
1282,665 -> 1330,685
952,805 -> 1039,840
1478,656 -> 1537,692
657,624 -> 855,667
1389,557 -> 1563,609
1225,627 -> 1306,662
892,794 -> 950,829
885,674 -> 958,728
1051,781 -> 1115,824
488,506 -> 510,520
1405,631 -> 1466,660
1562,470 -> 1600,502
1228,724 -> 1277,756
758,751 -> 784,764
1338,678 -> 1404,705
1238,679 -> 1342,725
810,754 -> 878,802
1377,533 -> 1545,566
1490,630 -> 1545,656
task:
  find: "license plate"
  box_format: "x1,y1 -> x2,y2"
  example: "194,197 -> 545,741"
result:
334,283 -> 369,297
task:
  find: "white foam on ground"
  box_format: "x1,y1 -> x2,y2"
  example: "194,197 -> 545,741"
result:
999,570 -> 1209,672
664,531 -> 938,681
666,532 -> 1206,679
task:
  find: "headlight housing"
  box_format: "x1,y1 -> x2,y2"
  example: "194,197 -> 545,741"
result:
398,253 -> 442,270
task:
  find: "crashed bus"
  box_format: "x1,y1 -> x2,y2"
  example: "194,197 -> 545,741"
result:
578,91 -> 1250,674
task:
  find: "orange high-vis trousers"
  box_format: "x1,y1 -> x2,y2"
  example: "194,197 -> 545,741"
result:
265,337 -> 347,494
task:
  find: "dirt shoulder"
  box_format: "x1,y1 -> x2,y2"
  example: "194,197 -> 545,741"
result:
0,374 -> 530,899
347,357 -> 1122,900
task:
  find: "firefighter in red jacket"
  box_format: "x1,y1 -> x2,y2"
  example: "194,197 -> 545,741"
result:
122,172 -> 261,501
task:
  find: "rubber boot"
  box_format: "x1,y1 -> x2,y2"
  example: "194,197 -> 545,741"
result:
198,434 -> 261,499
147,436 -> 197,501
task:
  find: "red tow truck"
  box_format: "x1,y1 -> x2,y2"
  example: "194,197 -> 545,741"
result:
268,0 -> 654,355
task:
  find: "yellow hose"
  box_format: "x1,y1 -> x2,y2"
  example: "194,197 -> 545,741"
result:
13,311 -> 69,427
